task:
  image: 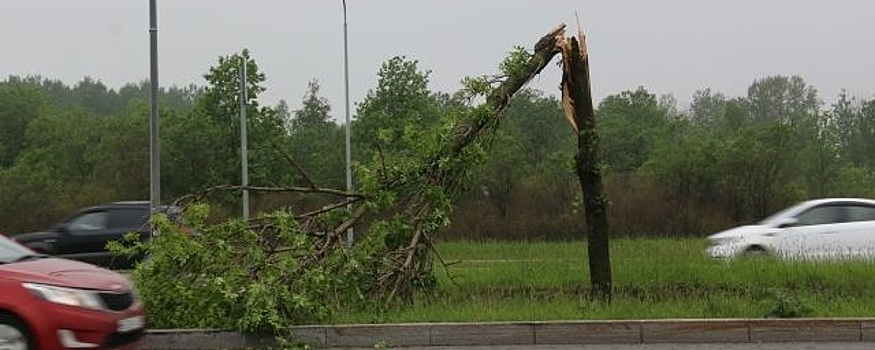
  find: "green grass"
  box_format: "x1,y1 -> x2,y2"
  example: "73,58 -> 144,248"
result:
331,238 -> 875,323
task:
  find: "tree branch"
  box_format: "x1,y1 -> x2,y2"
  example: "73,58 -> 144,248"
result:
270,141 -> 319,189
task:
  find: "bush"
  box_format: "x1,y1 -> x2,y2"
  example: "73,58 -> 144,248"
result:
112,204 -> 371,336
764,289 -> 814,318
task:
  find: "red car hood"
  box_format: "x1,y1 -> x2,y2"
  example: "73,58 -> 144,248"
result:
0,258 -> 132,292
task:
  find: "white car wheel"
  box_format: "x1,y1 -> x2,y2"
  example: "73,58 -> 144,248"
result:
742,246 -> 770,258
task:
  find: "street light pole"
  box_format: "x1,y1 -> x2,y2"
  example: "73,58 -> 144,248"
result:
240,59 -> 250,220
149,0 -> 161,224
343,0 -> 353,245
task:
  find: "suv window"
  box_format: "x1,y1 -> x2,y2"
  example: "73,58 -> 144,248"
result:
67,211 -> 109,231
109,208 -> 149,229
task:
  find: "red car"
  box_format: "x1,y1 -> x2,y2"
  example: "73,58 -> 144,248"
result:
0,235 -> 145,349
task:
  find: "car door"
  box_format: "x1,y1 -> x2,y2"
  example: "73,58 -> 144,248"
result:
107,207 -> 150,242
831,204 -> 875,258
101,207 -> 151,269
54,209 -> 112,264
771,204 -> 845,259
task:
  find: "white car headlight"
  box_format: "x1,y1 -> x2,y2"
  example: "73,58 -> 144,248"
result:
708,237 -> 735,245
22,283 -> 105,310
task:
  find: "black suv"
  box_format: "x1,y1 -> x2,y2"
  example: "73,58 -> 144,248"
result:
12,201 -> 156,269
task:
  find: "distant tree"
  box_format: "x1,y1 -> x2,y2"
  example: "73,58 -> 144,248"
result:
470,115 -> 525,219
641,120 -> 721,232
828,91 -> 859,158
0,75 -> 201,232
90,102 -> 152,200
291,80 -> 333,131
506,89 -> 574,165
162,49 -> 286,204
596,87 -> 672,173
835,95 -> 875,169
71,77 -> 120,116
0,109 -> 115,231
689,88 -> 755,134
275,99 -> 293,133
747,75 -> 820,125
471,89 -> 574,220
353,56 -> 442,161
718,122 -> 801,220
855,99 -> 875,167
116,81 -> 201,115
0,83 -> 45,168
286,79 -> 344,188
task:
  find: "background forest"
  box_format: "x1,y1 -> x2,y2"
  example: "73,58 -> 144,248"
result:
2,51 -> 874,240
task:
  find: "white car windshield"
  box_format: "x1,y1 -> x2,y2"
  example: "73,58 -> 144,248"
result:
758,203 -> 805,226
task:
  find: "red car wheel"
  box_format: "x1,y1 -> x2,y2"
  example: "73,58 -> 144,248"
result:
0,313 -> 33,350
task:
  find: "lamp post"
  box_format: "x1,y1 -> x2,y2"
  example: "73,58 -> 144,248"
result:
240,59 -> 250,220
149,0 -> 161,224
342,0 -> 353,245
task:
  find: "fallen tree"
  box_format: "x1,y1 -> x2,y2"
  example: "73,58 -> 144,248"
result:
120,23 -> 611,337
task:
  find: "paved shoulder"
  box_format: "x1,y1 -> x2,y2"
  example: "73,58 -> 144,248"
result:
330,343 -> 875,350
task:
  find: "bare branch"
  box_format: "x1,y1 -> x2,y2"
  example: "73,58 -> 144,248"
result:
270,141 -> 319,189
296,197 -> 364,219
173,184 -> 365,208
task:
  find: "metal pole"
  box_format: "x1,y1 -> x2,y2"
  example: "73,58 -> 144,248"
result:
343,0 -> 353,245
149,0 -> 161,225
240,58 -> 250,220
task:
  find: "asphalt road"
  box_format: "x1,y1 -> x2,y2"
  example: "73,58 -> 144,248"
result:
329,343 -> 875,350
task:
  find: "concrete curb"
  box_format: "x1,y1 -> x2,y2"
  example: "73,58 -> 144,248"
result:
144,318 -> 875,349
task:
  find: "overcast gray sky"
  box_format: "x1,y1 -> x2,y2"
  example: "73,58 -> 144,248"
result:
2,1 -> 874,118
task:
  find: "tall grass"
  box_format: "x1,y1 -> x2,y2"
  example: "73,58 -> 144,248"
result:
331,238 -> 875,323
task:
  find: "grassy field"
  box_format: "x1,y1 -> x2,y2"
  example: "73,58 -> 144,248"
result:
333,238 -> 875,323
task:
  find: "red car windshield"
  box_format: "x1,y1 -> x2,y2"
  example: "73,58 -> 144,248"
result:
0,236 -> 41,263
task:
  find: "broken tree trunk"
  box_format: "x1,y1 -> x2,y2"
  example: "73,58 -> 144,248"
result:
559,28 -> 612,300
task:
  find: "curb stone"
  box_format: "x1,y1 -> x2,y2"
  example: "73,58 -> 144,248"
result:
143,318 -> 875,349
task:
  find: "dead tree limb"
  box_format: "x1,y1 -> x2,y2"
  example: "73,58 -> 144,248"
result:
270,141 -> 319,190
172,184 -> 365,209
296,197 -> 361,219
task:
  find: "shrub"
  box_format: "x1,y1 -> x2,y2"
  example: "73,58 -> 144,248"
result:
764,289 -> 814,318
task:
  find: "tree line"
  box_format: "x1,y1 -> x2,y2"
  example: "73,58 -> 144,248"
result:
2,51 -> 874,239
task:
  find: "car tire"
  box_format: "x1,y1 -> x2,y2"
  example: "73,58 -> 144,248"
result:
742,246 -> 770,258
0,313 -> 34,350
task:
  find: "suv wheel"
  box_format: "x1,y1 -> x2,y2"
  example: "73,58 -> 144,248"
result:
0,314 -> 33,350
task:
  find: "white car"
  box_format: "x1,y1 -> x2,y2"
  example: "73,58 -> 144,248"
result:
706,198 -> 875,260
